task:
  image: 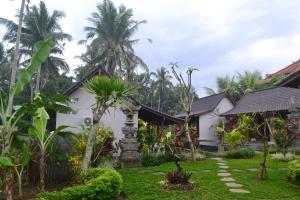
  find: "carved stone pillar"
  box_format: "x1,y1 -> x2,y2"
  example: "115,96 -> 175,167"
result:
119,106 -> 141,168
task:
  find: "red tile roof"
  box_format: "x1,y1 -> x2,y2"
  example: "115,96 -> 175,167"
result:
266,59 -> 300,78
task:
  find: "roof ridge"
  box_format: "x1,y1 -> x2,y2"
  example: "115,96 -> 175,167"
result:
268,60 -> 300,76
194,92 -> 225,102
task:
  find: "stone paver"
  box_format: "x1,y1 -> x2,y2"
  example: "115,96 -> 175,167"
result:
152,172 -> 165,175
202,169 -> 213,172
218,169 -> 227,173
217,163 -> 227,166
218,173 -> 231,177
211,158 -> 223,161
232,169 -> 243,172
221,177 -> 235,182
225,182 -> 243,188
229,189 -> 250,193
219,166 -> 229,169
246,168 -> 258,172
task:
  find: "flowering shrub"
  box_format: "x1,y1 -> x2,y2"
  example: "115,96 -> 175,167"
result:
138,119 -> 163,154
69,127 -> 115,175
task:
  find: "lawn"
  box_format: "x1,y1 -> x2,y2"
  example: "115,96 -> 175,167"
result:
118,155 -> 300,200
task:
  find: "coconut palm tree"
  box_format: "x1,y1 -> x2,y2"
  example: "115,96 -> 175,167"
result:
80,0 -> 147,76
0,1 -> 72,93
151,67 -> 173,112
82,76 -> 132,172
204,75 -> 240,100
237,70 -> 262,93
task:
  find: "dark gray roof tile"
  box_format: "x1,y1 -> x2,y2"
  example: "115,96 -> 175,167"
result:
222,87 -> 300,115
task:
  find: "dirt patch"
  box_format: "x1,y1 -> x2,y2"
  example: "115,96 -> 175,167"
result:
159,181 -> 197,191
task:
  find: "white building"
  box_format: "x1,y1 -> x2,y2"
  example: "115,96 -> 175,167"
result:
56,66 -> 183,143
175,93 -> 234,150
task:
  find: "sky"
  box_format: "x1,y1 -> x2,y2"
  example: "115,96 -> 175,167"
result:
1,0 -> 300,97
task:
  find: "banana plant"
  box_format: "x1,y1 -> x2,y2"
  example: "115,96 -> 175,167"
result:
0,38 -> 54,157
29,99 -> 67,191
0,38 -> 53,200
0,143 -> 31,199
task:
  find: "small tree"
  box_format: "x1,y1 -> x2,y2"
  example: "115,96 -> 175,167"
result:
243,112 -> 274,180
214,118 -> 227,156
29,99 -> 67,191
272,117 -> 298,157
9,144 -> 32,199
170,63 -> 197,162
82,76 -> 131,172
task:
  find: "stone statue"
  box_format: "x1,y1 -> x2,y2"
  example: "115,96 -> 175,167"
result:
119,106 -> 141,167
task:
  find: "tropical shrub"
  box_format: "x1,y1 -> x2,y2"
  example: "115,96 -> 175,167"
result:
138,119 -> 163,154
166,170 -> 192,184
272,153 -> 295,162
287,160 -> 300,185
271,117 -> 297,157
141,153 -> 177,167
96,155 -> 119,169
141,154 -> 160,167
225,148 -> 255,159
69,127 -> 115,175
36,168 -> 123,200
225,129 -> 246,149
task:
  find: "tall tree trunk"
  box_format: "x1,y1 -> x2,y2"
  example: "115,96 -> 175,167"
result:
258,139 -> 268,180
40,150 -> 46,191
185,116 -> 195,162
4,169 -> 13,200
8,0 -> 26,115
35,66 -> 41,94
218,134 -> 225,156
82,107 -> 106,172
157,93 -> 161,111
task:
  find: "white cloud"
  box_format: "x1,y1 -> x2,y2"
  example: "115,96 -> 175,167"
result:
1,0 -> 300,97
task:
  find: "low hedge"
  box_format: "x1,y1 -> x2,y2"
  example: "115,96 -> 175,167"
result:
287,160 -> 300,185
224,148 -> 256,159
36,168 -> 123,200
142,153 -> 185,167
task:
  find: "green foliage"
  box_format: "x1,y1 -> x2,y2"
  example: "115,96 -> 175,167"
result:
11,38 -> 54,96
204,70 -> 262,101
0,39 -> 54,157
84,76 -> 131,108
225,148 -> 256,159
141,153 -> 184,167
271,116 -> 296,156
287,160 -> 300,185
80,0 -> 147,76
225,129 -> 246,149
37,168 -> 123,200
0,156 -> 13,167
142,154 -> 161,167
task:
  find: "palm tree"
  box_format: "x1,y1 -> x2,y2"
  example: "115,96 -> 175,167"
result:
80,0 -> 147,76
151,67 -> 173,111
204,75 -> 240,100
82,76 -> 132,172
0,1 -> 72,93
237,70 -> 262,93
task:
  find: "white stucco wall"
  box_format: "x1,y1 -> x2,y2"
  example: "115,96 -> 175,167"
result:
56,87 -> 138,143
198,97 -> 234,146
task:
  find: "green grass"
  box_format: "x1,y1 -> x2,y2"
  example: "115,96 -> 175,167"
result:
118,155 -> 300,200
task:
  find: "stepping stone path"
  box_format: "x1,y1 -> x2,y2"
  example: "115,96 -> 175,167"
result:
219,166 -> 229,169
213,158 -> 250,194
